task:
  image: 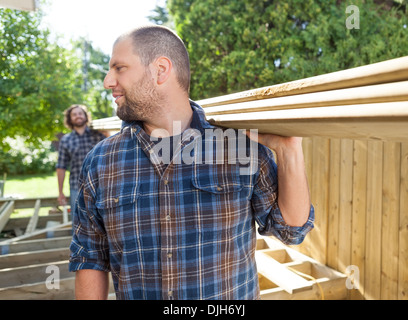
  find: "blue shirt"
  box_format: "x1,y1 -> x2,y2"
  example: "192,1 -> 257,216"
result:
69,101 -> 314,300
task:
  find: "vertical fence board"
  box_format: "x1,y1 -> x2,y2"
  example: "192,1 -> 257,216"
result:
381,142 -> 401,299
399,143 -> 408,300
365,140 -> 384,300
310,138 -> 330,264
338,139 -> 354,274
327,139 -> 341,270
350,140 -> 368,299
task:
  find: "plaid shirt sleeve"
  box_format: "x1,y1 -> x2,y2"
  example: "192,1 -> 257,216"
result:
56,135 -> 70,170
69,152 -> 110,272
252,145 -> 315,245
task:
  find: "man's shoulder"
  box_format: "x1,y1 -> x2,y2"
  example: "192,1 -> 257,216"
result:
59,131 -> 74,144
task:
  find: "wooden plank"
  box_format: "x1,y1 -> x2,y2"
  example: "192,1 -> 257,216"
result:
365,141 -> 384,300
24,199 -> 41,235
350,140 -> 368,300
258,236 -> 348,300
0,201 -> 14,233
255,251 -> 313,294
0,196 -> 69,210
3,214 -> 68,231
1,221 -> 72,243
91,116 -> 122,131
338,139 -> 354,274
0,277 -> 75,300
0,260 -> 70,287
0,247 -> 70,269
398,143 -> 408,300
89,56 -> 408,143
327,139 -> 341,270
206,102 -> 408,142
310,138 -> 329,264
197,56 -> 408,107
0,0 -> 36,11
0,236 -> 72,255
93,105 -> 408,142
381,142 -> 401,299
203,82 -> 408,115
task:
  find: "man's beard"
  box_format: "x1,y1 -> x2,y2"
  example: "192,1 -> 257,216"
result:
72,118 -> 87,128
116,72 -> 163,122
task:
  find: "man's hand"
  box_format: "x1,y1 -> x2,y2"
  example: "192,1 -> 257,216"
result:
58,193 -> 67,206
245,131 -> 303,155
246,131 -> 311,227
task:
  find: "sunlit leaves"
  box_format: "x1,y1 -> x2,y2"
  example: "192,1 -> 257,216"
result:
0,8 -> 83,150
168,0 -> 408,100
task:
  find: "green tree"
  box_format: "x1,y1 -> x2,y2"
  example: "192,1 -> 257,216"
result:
75,38 -> 113,120
0,8 -> 83,151
168,0 -> 408,100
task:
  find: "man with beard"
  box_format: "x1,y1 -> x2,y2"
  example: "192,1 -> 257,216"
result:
56,104 -> 106,211
69,26 -> 314,300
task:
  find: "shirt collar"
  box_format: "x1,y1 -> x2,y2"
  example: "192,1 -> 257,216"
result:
72,126 -> 91,136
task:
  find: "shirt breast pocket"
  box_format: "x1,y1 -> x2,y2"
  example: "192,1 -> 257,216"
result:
95,192 -> 139,251
191,168 -> 250,233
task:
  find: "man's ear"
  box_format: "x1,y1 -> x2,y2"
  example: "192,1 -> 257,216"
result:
155,56 -> 172,85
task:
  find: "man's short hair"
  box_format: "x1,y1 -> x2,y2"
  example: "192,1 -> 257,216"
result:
63,104 -> 91,130
116,25 -> 191,93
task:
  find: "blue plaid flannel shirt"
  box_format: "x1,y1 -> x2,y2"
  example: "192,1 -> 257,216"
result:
69,101 -> 314,300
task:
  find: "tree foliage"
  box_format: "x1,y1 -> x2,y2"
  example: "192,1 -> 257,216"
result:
168,0 -> 408,100
0,8 -> 113,155
74,38 -> 112,120
0,8 -> 84,150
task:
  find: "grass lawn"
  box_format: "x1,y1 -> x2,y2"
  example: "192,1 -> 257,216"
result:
2,172 -> 70,218
3,172 -> 69,198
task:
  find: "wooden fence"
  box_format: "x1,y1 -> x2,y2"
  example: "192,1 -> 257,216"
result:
298,137 -> 408,300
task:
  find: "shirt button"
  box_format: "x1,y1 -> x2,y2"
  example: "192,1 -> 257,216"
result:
114,197 -> 119,203
163,179 -> 169,185
216,186 -> 223,191
167,252 -> 172,258
168,291 -> 173,297
166,215 -> 171,221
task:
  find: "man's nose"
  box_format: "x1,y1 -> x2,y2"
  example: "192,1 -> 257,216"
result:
104,71 -> 116,89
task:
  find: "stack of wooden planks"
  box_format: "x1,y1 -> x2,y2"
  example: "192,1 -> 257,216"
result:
0,221 -> 74,299
92,56 -> 408,142
200,56 -> 408,142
